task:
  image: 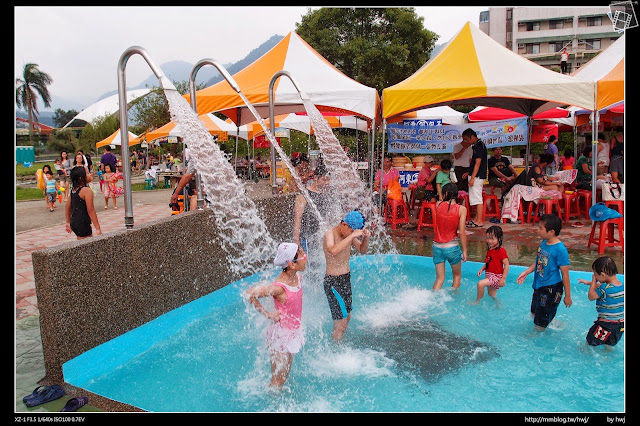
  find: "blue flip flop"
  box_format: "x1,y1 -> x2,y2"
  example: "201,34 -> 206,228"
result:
22,386 -> 46,404
61,397 -> 88,412
24,385 -> 65,407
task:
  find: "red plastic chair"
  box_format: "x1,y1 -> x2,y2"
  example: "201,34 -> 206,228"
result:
384,199 -> 410,229
417,202 -> 438,231
588,217 -> 624,255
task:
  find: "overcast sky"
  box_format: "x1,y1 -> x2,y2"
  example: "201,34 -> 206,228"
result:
14,6 -> 486,109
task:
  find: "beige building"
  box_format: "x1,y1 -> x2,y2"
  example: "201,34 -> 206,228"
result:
479,6 -> 620,74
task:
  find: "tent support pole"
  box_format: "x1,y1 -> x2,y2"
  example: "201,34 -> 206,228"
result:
591,84 -> 598,208
525,117 -> 533,173
369,118 -> 376,191
378,119 -> 387,214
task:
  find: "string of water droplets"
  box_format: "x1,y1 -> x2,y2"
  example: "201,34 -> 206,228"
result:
165,90 -> 275,276
302,100 -> 397,254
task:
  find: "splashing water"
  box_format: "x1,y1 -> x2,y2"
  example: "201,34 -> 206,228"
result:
235,91 -> 324,227
165,90 -> 274,276
303,100 -> 397,255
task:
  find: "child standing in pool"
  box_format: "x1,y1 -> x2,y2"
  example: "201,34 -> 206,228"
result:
245,242 -> 308,389
323,211 -> 370,341
432,183 -> 468,291
516,214 -> 572,330
577,256 -> 624,347
472,225 -> 509,304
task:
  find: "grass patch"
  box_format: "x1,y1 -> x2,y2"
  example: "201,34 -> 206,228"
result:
16,187 -> 45,201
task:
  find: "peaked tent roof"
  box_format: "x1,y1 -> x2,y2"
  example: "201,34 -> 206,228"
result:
572,34 -> 624,110
386,106 -> 466,125
96,130 -> 140,148
251,113 -> 342,136
146,113 -> 250,142
382,22 -> 594,119
184,32 -> 379,126
468,106 -> 570,121
63,89 -> 151,128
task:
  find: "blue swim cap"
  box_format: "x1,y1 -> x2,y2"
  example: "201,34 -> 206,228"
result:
343,211 -> 365,230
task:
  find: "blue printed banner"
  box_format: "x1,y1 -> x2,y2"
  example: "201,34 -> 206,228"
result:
398,170 -> 419,187
387,118 -> 528,154
403,118 -> 442,126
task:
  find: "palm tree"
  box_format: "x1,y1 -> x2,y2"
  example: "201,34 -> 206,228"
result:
16,63 -> 53,143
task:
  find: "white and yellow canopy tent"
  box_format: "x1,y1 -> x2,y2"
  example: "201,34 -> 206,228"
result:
382,22 -> 594,120
381,22 -> 595,190
96,129 -> 142,149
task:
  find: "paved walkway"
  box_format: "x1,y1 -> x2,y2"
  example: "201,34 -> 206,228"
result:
16,203 -> 172,321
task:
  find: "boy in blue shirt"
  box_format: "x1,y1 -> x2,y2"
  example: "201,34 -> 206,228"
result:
517,214 -> 572,330
578,256 -> 624,347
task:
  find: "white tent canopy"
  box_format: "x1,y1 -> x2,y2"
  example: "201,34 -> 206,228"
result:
388,106 -> 466,125
186,32 -> 379,126
62,89 -> 151,128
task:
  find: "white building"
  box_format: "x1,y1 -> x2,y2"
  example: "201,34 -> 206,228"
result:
479,6 -> 620,74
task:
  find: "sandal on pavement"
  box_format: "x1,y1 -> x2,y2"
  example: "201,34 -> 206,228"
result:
22,386 -> 46,404
61,397 -> 88,412
466,221 -> 481,228
24,385 -> 65,407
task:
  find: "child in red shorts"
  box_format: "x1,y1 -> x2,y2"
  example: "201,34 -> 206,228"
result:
472,225 -> 509,304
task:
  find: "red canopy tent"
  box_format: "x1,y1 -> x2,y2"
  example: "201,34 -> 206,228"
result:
468,106 -> 570,121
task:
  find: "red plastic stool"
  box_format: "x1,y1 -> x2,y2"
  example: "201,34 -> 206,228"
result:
384,199 -> 410,229
531,198 -> 562,225
576,190 -> 592,220
417,201 -> 438,231
588,217 -> 624,255
482,193 -> 500,222
561,192 -> 580,223
605,200 -> 624,213
457,192 -> 470,212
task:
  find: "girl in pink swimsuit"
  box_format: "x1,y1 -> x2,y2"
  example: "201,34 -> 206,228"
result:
246,242 -> 308,388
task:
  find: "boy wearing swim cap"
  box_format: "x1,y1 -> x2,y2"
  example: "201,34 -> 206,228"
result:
322,211 -> 370,341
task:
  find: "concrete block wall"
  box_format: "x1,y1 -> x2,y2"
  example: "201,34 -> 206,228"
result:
32,194 -> 295,387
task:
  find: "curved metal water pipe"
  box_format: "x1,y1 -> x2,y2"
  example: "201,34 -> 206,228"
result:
188,59 -> 242,209
268,70 -> 310,194
118,46 -> 178,229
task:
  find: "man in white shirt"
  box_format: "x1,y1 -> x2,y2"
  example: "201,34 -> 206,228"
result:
453,137 -> 474,192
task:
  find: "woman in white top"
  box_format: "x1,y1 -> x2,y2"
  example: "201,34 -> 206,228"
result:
595,133 -> 610,176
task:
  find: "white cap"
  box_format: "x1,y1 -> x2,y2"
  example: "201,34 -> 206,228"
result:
423,155 -> 434,163
273,243 -> 299,267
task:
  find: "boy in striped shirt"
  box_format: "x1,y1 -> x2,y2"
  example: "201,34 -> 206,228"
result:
579,257 -> 624,347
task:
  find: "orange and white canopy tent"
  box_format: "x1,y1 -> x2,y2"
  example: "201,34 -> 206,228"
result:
184,32 -> 379,126
572,34 -> 624,111
145,113 -> 236,143
382,22 -> 594,120
250,113 -> 343,137
96,129 -> 141,149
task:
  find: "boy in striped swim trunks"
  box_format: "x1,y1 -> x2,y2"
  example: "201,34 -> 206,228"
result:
578,257 -> 624,347
322,211 -> 370,341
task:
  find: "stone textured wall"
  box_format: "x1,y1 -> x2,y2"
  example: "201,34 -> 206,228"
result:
32,194 -> 295,385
